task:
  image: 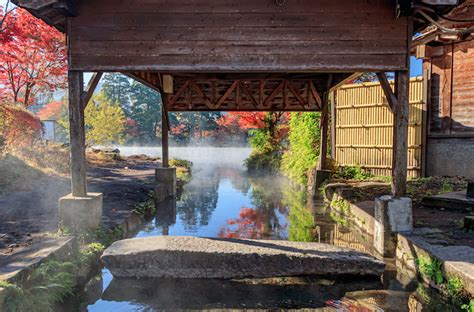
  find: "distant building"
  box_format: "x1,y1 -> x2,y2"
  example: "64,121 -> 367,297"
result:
42,120 -> 56,141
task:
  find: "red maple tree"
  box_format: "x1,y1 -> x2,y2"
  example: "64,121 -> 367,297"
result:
218,112 -> 289,140
0,8 -> 67,107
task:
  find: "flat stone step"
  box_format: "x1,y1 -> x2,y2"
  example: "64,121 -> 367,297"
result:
101,236 -> 385,279
0,236 -> 75,282
422,191 -> 474,212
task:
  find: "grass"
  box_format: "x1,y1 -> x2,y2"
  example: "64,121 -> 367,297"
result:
415,255 -> 472,310
0,154 -> 45,194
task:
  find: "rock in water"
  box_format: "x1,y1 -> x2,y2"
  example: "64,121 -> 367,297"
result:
102,236 -> 384,279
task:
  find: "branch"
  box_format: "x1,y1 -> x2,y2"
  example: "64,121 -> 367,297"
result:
0,0 -> 16,33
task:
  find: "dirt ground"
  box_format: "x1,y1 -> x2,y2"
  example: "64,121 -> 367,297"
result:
0,156 -> 157,256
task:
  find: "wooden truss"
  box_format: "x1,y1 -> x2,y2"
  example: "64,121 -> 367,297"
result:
165,78 -> 323,112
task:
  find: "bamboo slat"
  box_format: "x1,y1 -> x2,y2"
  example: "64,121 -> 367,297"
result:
335,77 -> 424,178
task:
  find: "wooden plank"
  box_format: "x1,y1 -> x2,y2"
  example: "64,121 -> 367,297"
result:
73,12 -> 400,28
68,0 -> 408,72
71,40 -> 407,56
68,70 -> 87,197
79,0 -> 400,14
72,26 -> 408,42
163,75 -> 173,94
82,72 -> 103,109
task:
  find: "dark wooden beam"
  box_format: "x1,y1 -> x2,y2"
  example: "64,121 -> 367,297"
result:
376,72 -> 398,113
82,72 -> 103,109
392,70 -> 410,198
125,72 -> 162,93
68,70 -> 87,197
318,74 -> 333,170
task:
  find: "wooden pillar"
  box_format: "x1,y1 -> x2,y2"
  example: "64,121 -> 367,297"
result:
161,94 -> 169,168
330,91 -> 337,160
318,93 -> 329,170
68,70 -> 87,197
392,70 -> 410,198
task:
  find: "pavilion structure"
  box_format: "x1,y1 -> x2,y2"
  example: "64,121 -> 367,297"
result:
13,0 -> 460,228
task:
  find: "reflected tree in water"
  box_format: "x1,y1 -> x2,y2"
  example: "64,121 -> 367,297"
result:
218,176 -> 288,239
176,169 -> 220,231
283,188 -> 317,242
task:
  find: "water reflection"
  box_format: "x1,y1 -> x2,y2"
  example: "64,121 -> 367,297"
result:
84,159 -> 417,311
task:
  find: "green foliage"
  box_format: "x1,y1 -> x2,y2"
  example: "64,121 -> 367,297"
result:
333,165 -> 374,180
462,299 -> 474,312
440,182 -> 455,194
284,189 -> 316,242
417,255 -> 444,285
282,112 -> 320,186
89,226 -> 125,247
169,158 -> 192,170
1,260 -> 76,312
84,92 -> 126,146
127,80 -> 162,143
245,129 -> 282,172
447,277 -> 464,299
133,199 -> 156,217
171,158 -> 193,185
101,73 -> 131,110
79,243 -> 105,265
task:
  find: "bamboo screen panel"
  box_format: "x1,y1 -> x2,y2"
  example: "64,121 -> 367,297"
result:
335,77 -> 424,178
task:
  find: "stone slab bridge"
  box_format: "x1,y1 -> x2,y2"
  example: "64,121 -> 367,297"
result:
13,0 -> 458,229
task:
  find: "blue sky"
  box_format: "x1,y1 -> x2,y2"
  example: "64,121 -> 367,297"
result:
3,0 -> 423,77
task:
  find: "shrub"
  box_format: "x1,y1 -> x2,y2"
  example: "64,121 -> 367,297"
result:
0,104 -> 42,151
333,165 -> 374,181
245,129 -> 282,173
282,112 -> 320,186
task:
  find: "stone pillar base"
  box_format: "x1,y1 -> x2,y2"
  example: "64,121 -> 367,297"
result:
59,193 -> 103,230
155,167 -> 177,202
374,196 -> 413,257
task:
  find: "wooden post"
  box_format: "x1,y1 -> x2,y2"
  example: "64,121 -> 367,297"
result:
330,91 -> 336,160
68,71 -> 87,197
392,70 -> 410,198
318,75 -> 333,170
318,93 -> 329,170
161,94 -> 169,168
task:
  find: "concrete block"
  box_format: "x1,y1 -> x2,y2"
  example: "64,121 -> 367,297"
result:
374,196 -> 412,257
375,196 -> 413,233
59,193 -> 103,230
155,167 -> 176,202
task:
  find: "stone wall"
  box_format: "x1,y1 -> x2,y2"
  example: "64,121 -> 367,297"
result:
426,137 -> 474,179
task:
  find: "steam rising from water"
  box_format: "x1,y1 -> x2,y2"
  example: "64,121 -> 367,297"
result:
116,146 -> 252,169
